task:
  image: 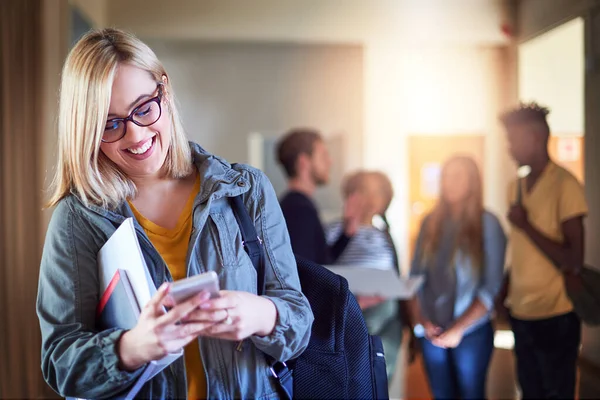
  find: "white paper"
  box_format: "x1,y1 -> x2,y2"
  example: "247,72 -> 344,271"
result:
97,218 -> 182,399
325,266 -> 424,299
98,218 -> 154,308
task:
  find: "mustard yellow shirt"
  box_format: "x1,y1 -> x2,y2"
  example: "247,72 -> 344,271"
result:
507,161 -> 588,319
129,175 -> 206,399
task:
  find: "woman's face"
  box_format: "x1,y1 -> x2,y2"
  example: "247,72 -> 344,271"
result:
100,64 -> 171,180
350,175 -> 388,220
441,160 -> 471,205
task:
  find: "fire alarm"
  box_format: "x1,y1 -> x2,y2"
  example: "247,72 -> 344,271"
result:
501,22 -> 513,38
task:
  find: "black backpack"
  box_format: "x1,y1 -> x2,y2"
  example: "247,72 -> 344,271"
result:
228,195 -> 390,399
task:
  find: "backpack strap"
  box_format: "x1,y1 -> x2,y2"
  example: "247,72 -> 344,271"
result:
226,171 -> 293,400
228,195 -> 266,295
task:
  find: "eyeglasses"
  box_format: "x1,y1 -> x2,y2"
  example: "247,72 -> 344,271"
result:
102,84 -> 164,143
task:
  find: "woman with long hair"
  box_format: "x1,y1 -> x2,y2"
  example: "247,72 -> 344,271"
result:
409,155 -> 506,399
36,28 -> 312,399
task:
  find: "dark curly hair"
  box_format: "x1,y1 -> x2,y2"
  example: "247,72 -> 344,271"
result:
500,102 -> 551,136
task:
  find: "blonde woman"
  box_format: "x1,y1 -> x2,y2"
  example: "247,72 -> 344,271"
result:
409,155 -> 506,399
326,171 -> 405,382
36,29 -> 312,399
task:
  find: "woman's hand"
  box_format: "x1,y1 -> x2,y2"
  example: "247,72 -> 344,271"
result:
117,283 -> 215,371
423,320 -> 442,341
343,193 -> 365,236
356,295 -> 386,310
187,290 -> 278,341
432,325 -> 465,349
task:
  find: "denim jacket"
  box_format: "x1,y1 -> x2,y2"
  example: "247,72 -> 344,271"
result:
36,143 -> 313,399
410,211 -> 506,336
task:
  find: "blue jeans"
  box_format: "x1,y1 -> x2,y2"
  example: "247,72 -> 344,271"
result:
419,322 -> 494,399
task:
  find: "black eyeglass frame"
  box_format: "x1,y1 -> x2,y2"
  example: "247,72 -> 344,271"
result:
102,83 -> 164,143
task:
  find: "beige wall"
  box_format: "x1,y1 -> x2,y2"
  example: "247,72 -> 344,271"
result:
72,0 -> 106,27
107,0 -> 509,45
519,17 -> 584,135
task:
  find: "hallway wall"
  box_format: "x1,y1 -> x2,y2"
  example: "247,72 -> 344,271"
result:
107,0 -> 509,45
519,18 -> 584,135
144,39 -> 364,217
519,0 -> 597,41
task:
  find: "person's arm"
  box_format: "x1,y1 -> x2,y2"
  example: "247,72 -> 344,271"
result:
508,176 -> 587,273
244,169 -> 314,361
328,192 -> 365,263
329,232 -> 351,262
408,297 -> 441,340
520,217 -> 584,273
496,181 -> 513,317
323,221 -> 351,264
37,202 -> 144,399
434,213 -> 507,348
407,217 -> 440,339
407,226 -> 428,328
495,274 -> 511,320
282,202 -> 321,263
397,300 -> 419,363
407,297 -> 428,329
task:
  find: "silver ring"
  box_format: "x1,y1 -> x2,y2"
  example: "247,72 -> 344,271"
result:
224,310 -> 233,325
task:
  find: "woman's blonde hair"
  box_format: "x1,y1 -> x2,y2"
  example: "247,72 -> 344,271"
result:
47,28 -> 192,209
342,170 -> 394,215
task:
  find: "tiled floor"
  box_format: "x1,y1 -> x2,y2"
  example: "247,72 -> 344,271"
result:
388,328 -> 600,400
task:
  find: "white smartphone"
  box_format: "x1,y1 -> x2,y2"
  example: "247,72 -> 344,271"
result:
169,271 -> 220,304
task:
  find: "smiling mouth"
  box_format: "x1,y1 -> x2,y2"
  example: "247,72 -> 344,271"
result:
125,136 -> 155,155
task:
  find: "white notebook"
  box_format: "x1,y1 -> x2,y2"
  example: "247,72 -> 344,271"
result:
325,265 -> 424,299
97,218 -> 183,400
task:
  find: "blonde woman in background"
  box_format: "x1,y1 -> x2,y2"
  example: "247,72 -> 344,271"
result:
36,28 -> 312,399
326,171 -> 407,382
409,155 -> 506,399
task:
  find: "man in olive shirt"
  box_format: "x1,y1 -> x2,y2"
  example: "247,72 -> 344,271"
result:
501,103 -> 587,399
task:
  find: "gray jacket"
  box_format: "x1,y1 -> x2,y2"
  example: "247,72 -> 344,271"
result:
37,143 -> 313,399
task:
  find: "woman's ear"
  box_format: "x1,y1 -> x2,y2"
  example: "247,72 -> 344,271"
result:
161,75 -> 170,104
